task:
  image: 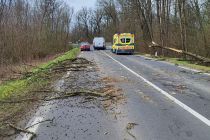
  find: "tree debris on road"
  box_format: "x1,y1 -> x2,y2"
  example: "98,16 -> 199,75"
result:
0,90 -> 118,105
0,56 -> 124,140
126,123 -> 139,140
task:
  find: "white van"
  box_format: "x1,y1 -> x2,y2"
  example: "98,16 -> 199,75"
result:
93,37 -> 106,50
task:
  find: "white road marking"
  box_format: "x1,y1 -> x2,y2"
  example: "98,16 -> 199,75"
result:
136,55 -> 210,76
178,66 -> 210,76
17,71 -> 72,140
18,117 -> 44,140
102,51 -> 210,127
178,66 -> 200,73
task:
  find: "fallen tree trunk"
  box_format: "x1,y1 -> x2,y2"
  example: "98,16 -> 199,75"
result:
149,41 -> 210,64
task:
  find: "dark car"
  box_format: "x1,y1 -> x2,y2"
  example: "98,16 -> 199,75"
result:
80,42 -> 91,51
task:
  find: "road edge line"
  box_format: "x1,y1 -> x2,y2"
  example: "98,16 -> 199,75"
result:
102,51 -> 210,127
136,55 -> 210,76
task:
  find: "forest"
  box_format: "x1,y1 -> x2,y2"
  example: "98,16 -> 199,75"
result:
1,0 -> 210,80
0,0 -> 73,80
72,0 -> 210,58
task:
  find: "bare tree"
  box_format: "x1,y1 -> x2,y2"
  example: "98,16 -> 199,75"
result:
178,0 -> 187,53
0,0 -> 73,68
192,0 -> 209,57
71,0 -> 210,58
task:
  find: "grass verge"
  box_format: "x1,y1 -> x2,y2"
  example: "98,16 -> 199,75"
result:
0,47 -> 80,136
164,58 -> 210,72
0,47 -> 80,100
140,54 -> 210,73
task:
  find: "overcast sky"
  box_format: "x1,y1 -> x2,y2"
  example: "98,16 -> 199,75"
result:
65,0 -> 97,12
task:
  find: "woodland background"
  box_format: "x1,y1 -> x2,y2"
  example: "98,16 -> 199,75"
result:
1,0 -> 210,79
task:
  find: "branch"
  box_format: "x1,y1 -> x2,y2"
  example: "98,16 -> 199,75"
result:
8,123 -> 36,140
149,41 -> 210,63
25,118 -> 55,130
0,91 -> 104,104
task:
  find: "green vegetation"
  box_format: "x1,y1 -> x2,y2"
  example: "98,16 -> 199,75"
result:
141,54 -> 210,72
0,48 -> 80,99
164,58 -> 210,72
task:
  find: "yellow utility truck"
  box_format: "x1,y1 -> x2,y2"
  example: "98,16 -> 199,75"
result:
111,33 -> 135,54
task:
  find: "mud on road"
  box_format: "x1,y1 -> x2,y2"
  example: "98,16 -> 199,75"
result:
1,57 -> 125,140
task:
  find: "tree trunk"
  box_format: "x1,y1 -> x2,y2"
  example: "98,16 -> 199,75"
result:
178,0 -> 187,58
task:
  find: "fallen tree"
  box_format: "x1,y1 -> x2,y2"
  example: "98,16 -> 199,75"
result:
149,41 -> 210,64
0,90 -> 116,104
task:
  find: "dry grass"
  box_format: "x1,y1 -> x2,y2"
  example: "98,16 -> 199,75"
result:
0,53 -> 65,84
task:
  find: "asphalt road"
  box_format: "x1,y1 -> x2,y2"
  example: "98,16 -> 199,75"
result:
86,49 -> 210,140
16,48 -> 210,140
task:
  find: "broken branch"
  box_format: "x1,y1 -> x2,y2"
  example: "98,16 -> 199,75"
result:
25,118 -> 54,130
149,41 -> 210,64
7,123 -> 36,140
0,91 -> 104,104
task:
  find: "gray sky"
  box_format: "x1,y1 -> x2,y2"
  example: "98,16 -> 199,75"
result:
65,0 -> 97,12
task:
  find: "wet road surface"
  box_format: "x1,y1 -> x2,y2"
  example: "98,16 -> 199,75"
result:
16,49 -> 210,140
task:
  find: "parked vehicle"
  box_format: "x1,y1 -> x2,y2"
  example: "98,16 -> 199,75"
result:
93,37 -> 106,50
112,33 -> 135,54
80,42 -> 91,51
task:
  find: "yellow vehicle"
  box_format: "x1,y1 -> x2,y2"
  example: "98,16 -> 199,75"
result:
111,33 -> 135,54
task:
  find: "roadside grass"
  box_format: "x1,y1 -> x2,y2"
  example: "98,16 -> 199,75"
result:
0,47 -> 79,134
0,47 -> 80,100
164,58 -> 210,72
137,53 -> 210,73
